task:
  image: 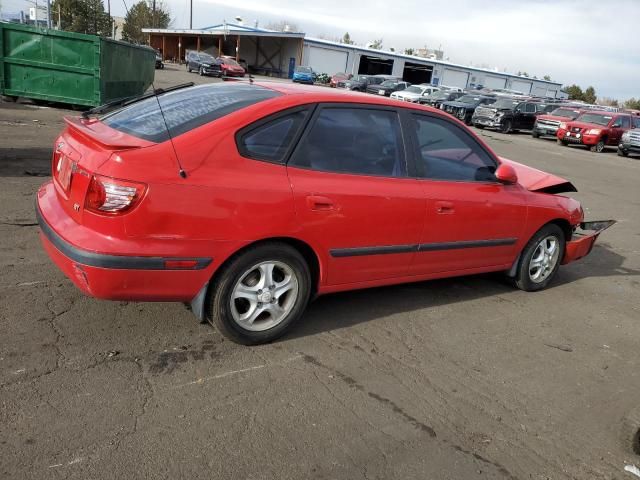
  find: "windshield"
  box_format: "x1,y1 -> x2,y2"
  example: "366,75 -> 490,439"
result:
457,95 -> 482,104
101,84 -> 280,143
551,108 -> 580,118
352,75 -> 367,82
427,91 -> 452,100
222,57 -> 240,66
491,98 -> 519,109
404,86 -> 423,94
575,113 -> 612,126
380,80 -> 397,87
296,67 -> 312,73
199,54 -> 215,63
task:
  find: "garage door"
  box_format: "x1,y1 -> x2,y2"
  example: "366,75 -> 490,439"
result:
307,46 -> 348,75
484,75 -> 506,89
511,79 -> 533,94
441,69 -> 469,89
531,86 -> 547,97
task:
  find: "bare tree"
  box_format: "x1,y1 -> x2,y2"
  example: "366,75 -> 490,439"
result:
265,20 -> 300,32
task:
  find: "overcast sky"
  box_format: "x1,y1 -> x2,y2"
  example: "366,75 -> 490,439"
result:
3,0 -> 638,100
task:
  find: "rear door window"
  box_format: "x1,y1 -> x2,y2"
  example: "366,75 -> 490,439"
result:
101,84 -> 280,142
289,107 -> 406,177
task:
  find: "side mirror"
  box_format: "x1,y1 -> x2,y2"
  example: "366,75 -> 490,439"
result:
495,163 -> 518,184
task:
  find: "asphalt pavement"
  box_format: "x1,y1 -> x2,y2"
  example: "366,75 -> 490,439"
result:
1,65 -> 639,479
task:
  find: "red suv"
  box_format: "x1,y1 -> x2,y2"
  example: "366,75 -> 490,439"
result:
36,83 -> 612,344
556,111 -> 634,152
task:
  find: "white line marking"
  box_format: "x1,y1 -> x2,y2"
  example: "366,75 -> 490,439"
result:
170,354 -> 303,390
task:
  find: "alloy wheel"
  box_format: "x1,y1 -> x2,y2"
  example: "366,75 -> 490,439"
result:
230,261 -> 299,331
528,235 -> 560,284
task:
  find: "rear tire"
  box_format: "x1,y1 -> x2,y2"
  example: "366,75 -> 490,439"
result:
207,243 -> 311,345
513,224 -> 565,292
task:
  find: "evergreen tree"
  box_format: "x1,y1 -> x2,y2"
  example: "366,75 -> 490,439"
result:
122,0 -> 171,44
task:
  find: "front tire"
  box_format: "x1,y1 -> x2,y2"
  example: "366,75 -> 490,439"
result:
199,67 -> 204,76
513,224 -> 565,292
590,138 -> 606,153
532,131 -> 540,138
618,148 -> 628,157
208,243 -> 311,345
558,138 -> 568,146
500,119 -> 512,134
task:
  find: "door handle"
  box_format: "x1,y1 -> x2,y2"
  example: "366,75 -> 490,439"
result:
306,195 -> 335,211
435,201 -> 455,214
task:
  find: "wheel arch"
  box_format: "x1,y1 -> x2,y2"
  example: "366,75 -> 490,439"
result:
191,236 -> 323,322
507,218 -> 573,277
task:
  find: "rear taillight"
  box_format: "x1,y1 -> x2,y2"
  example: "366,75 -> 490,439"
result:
85,175 -> 146,214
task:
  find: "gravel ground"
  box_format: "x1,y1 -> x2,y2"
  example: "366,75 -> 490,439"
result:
1,65 -> 639,479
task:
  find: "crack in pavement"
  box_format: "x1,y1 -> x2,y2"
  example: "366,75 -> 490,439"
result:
301,353 -> 518,480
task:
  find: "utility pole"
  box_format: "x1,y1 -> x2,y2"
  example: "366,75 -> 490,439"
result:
152,0 -> 155,27
189,0 -> 192,29
107,0 -> 111,37
46,0 -> 51,28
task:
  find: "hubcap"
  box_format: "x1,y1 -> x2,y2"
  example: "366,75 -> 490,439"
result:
528,235 -> 560,283
230,261 -> 299,331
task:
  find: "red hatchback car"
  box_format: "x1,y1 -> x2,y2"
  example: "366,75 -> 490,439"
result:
37,82 -> 613,344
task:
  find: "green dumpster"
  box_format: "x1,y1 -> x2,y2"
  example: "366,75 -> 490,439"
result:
0,22 -> 155,107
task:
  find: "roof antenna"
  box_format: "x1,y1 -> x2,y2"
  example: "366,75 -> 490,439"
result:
151,83 -> 187,178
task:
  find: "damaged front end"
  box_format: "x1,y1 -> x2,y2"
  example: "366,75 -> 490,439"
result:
562,220 -> 616,264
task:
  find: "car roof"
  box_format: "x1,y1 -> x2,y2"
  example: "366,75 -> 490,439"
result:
254,81 -> 437,108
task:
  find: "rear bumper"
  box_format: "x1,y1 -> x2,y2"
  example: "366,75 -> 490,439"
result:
36,182 -> 213,301
562,220 -> 616,265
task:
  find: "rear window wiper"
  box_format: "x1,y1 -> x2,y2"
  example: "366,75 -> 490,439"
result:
82,82 -> 195,118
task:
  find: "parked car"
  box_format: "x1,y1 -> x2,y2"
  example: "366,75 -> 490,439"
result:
186,51 -> 222,77
418,90 -> 464,109
532,106 -> 583,138
217,56 -> 246,77
556,111 -> 636,152
292,66 -> 315,84
441,94 -> 496,125
472,99 -> 558,133
36,82 -> 613,345
390,84 -> 440,102
617,119 -> 640,157
329,72 -> 352,88
367,79 -> 410,97
438,85 -> 464,92
155,52 -> 164,69
336,74 -> 385,91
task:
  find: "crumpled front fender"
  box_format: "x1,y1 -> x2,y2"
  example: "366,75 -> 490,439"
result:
562,220 -> 616,265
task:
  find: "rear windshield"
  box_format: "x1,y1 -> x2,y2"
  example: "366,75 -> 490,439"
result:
101,84 -> 280,142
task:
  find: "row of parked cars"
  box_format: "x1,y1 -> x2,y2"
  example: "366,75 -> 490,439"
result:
184,51 -> 247,77
328,73 -> 640,156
